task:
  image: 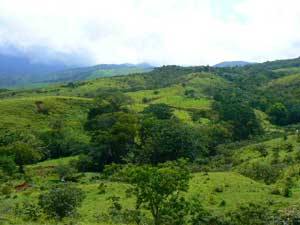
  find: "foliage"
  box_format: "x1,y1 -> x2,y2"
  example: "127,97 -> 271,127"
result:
39,184 -> 85,220
54,164 -> 77,182
239,161 -> 282,184
214,92 -> 263,140
0,156 -> 17,175
267,103 -> 288,125
87,112 -> 138,171
138,117 -> 207,164
126,159 -> 191,225
0,142 -> 41,173
143,103 -> 174,120
228,202 -> 274,225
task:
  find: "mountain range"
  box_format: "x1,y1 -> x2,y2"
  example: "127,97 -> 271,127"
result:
0,54 -> 153,88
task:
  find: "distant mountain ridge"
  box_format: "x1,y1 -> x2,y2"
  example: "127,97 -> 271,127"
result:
0,54 -> 69,77
0,53 -> 153,87
43,63 -> 153,83
213,61 -> 255,68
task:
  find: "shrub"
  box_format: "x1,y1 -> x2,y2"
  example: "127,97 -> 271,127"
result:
1,183 -> 13,197
54,164 -> 77,182
213,186 -> 224,193
39,184 -> 85,220
253,144 -> 268,157
0,156 -> 17,176
279,205 -> 300,224
239,161 -> 281,184
22,202 -> 42,221
143,103 -> 174,120
228,202 -> 273,225
219,200 -> 226,207
98,182 -> 106,194
270,188 -> 281,195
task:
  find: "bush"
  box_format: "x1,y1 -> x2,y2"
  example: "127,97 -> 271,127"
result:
22,202 -> 42,221
270,188 -> 281,195
54,164 -> 77,182
98,182 -> 106,194
213,186 -> 224,193
1,183 -> 13,197
39,184 -> 85,220
143,103 -> 174,120
228,202 -> 273,225
253,144 -> 268,157
279,205 -> 300,224
0,156 -> 17,176
239,161 -> 281,184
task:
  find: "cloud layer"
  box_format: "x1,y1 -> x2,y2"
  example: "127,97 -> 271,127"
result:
0,0 -> 300,66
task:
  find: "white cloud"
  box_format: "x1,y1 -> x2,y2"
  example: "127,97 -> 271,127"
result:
0,0 -> 299,65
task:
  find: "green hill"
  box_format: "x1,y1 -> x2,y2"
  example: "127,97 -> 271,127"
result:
2,58 -> 300,224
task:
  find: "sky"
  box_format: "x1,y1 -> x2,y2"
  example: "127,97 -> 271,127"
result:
0,0 -> 300,66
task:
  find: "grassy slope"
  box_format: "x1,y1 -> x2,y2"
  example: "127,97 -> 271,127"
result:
0,96 -> 92,147
0,72 -> 228,134
1,156 -> 299,224
231,134 -> 300,169
261,73 -> 300,103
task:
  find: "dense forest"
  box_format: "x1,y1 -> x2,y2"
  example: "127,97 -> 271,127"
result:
1,57 -> 300,224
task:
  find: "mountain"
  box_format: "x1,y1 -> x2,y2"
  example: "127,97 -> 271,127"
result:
43,63 -> 153,83
0,54 -> 68,76
0,54 -> 70,87
213,61 -> 255,68
0,53 -> 153,87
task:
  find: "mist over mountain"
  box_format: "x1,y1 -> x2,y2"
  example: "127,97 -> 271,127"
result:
0,54 -> 69,76
0,53 -> 153,87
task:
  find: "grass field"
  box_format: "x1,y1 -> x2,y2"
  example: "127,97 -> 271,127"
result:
1,155 -> 299,224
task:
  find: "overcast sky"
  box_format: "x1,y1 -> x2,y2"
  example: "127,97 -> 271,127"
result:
0,0 -> 300,66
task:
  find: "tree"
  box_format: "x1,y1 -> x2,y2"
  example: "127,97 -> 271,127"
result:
288,104 -> 300,124
86,92 -> 131,122
0,156 -> 17,176
127,160 -> 191,225
54,164 -> 76,182
41,120 -> 89,159
267,103 -> 288,125
139,117 -> 207,164
39,184 -> 85,220
215,101 -> 262,140
87,112 -> 138,171
0,142 -> 41,173
143,103 -> 174,120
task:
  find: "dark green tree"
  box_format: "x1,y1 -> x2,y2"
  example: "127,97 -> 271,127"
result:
139,117 -> 207,164
87,112 -> 138,171
215,101 -> 262,140
267,103 -> 288,125
0,156 -> 17,176
39,184 -> 85,220
143,103 -> 174,120
0,142 -> 41,173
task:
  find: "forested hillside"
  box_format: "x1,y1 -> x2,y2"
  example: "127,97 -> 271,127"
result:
1,57 -> 300,224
